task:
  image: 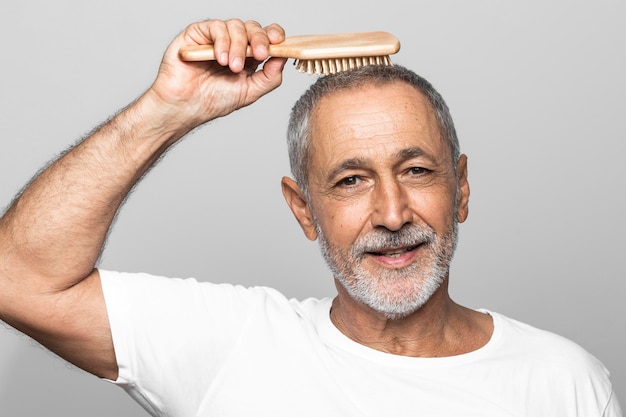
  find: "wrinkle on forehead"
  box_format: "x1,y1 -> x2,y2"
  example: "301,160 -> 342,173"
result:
308,83 -> 451,181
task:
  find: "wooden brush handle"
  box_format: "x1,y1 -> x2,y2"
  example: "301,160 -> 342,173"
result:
180,44 -> 254,61
179,32 -> 400,61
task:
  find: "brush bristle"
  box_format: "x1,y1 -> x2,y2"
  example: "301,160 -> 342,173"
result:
293,55 -> 393,75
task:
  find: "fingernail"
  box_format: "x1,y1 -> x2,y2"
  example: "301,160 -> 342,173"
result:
268,29 -> 280,41
232,57 -> 243,71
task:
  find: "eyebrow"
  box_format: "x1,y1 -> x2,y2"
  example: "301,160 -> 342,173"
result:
325,146 -> 436,183
397,147 -> 428,161
326,157 -> 369,183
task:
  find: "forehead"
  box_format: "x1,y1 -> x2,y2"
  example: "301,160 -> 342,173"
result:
308,81 -> 448,169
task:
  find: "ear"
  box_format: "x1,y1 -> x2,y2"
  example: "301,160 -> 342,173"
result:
281,177 -> 318,241
456,154 -> 470,223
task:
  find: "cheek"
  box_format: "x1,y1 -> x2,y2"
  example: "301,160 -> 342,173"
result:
313,200 -> 369,245
412,190 -> 458,229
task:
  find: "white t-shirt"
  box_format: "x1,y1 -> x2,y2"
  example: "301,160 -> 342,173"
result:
100,270 -> 622,417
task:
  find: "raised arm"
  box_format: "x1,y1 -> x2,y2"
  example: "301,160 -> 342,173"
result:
0,19 -> 286,380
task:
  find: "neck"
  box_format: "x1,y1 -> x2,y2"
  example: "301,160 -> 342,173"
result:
330,279 -> 493,357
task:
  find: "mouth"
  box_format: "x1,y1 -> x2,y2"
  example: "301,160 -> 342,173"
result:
363,243 -> 423,268
367,243 -> 422,258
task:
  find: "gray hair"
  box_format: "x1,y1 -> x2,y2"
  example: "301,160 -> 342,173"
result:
286,65 -> 460,197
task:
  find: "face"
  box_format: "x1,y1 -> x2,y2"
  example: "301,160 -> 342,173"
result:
282,81 -> 469,319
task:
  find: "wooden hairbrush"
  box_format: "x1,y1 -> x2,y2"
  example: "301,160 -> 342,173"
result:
179,31 -> 400,75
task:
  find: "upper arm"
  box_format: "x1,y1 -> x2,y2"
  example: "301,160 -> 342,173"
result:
1,269 -> 118,380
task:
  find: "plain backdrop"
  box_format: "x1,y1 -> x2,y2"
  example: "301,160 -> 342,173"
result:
1,1 -> 624,415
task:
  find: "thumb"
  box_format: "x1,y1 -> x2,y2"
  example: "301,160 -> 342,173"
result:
248,57 -> 287,97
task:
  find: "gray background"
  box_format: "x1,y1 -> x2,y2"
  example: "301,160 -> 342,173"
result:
1,1 -> 624,415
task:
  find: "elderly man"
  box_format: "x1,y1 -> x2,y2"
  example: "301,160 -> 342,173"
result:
0,19 -> 621,416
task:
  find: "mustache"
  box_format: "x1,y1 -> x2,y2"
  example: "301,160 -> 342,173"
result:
350,224 -> 436,256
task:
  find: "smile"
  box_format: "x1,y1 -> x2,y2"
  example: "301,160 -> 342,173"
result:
369,244 -> 421,258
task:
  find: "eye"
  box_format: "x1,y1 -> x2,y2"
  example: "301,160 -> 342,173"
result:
337,175 -> 361,187
407,166 -> 428,176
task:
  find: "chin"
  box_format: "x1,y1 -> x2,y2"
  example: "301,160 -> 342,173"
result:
340,270 -> 444,320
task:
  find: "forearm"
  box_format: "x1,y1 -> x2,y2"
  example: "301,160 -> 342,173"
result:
0,90 -> 188,291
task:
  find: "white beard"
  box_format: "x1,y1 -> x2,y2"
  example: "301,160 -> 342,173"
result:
316,219 -> 458,320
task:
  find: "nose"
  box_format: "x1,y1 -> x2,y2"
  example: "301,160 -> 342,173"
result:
370,178 -> 413,232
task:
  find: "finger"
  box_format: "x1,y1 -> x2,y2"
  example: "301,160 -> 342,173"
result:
249,57 -> 287,94
264,57 -> 288,81
245,20 -> 270,62
206,20 -> 231,67
224,19 -> 250,73
264,23 -> 286,45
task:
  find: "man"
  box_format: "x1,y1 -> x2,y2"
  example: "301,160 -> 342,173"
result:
0,18 -> 621,416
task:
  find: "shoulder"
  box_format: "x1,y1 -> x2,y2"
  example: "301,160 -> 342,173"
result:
487,310 -> 613,388
489,310 -> 603,365
486,310 -> 620,415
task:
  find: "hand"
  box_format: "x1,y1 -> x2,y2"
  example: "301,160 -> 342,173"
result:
145,19 -> 287,131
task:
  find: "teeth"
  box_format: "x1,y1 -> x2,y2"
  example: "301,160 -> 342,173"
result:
376,246 -> 417,257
